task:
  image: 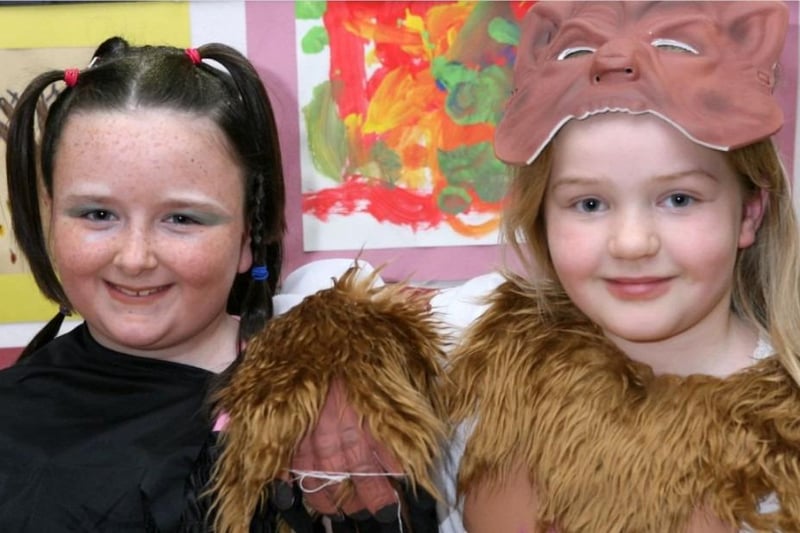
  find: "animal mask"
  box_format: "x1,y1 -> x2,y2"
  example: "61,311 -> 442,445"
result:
494,1 -> 789,165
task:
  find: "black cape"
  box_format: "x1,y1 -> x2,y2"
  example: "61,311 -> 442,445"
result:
0,323 -> 213,532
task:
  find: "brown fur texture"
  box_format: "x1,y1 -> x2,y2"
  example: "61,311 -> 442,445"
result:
210,266 -> 448,533
447,277 -> 800,532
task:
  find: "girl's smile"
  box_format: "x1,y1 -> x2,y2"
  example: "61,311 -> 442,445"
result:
603,276 -> 673,301
107,281 -> 172,301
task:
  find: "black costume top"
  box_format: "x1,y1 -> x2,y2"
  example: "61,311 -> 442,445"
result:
0,322 -> 437,533
0,323 -> 216,532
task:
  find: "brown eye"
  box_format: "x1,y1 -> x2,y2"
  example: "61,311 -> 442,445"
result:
651,38 -> 698,55
557,46 -> 596,60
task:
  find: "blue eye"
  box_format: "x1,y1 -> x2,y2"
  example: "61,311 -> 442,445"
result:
575,197 -> 605,213
663,193 -> 695,208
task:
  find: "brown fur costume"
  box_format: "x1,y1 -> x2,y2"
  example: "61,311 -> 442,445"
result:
210,266 -> 448,533
447,277 -> 800,532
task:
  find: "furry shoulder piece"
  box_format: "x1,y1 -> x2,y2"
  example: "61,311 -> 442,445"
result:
447,278 -> 800,532
211,266 -> 448,533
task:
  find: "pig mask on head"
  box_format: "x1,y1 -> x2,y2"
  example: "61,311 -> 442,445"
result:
494,1 -> 789,165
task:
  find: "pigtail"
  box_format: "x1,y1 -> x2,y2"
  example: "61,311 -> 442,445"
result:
18,308 -> 69,360
238,188 -> 276,342
197,44 -> 286,342
7,70 -> 76,359
6,70 -> 69,307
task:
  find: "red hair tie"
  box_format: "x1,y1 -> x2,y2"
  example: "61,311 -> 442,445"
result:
185,48 -> 202,65
63,68 -> 80,88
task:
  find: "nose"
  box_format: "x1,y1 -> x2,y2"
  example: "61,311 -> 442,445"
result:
590,38 -> 641,84
112,226 -> 158,274
607,209 -> 659,259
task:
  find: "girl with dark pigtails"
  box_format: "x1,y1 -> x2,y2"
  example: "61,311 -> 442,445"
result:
0,36 -> 442,532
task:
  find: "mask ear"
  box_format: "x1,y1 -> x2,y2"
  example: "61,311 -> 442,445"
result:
719,2 -> 789,89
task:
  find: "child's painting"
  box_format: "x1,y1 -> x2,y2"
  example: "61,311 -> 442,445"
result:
296,1 -> 532,251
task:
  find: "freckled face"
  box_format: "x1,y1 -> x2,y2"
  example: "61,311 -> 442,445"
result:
50,109 -> 252,359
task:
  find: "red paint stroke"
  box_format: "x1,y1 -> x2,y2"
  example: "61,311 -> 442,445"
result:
304,177 -> 505,237
511,1 -> 537,20
304,177 -> 444,231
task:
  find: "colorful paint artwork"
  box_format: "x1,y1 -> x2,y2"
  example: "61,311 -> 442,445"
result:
296,1 -> 533,251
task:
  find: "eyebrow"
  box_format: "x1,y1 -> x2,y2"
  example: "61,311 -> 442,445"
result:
550,169 -> 718,190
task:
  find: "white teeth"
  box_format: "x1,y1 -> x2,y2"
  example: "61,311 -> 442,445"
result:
117,286 -> 162,297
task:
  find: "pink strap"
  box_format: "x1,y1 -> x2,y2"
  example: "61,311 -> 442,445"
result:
213,411 -> 230,432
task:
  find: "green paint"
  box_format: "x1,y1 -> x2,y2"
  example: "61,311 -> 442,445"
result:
438,142 -> 510,202
488,16 -> 520,46
301,26 -> 329,54
437,186 -> 473,214
432,57 -> 476,92
296,1 -> 327,20
302,81 -> 347,181
472,166 -> 511,203
440,62 -> 511,126
369,141 -> 403,184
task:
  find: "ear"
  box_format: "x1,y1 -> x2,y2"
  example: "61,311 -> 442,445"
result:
237,232 -> 253,274
42,192 -> 54,233
738,188 -> 768,249
720,2 -> 788,87
42,191 -> 52,210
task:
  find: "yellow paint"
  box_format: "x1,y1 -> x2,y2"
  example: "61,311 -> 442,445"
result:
403,10 -> 425,34
0,274 -> 58,322
0,2 -> 190,49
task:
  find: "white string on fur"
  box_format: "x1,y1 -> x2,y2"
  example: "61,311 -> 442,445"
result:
288,469 -> 407,494
290,471 -> 407,532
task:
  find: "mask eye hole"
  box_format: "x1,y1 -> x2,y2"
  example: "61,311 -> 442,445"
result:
557,46 -> 596,60
651,38 -> 698,55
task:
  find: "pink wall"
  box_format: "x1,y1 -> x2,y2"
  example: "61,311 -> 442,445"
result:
0,348 -> 20,369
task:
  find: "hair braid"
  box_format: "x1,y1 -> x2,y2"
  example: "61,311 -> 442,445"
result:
197,44 -> 286,345
7,71 -> 77,359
